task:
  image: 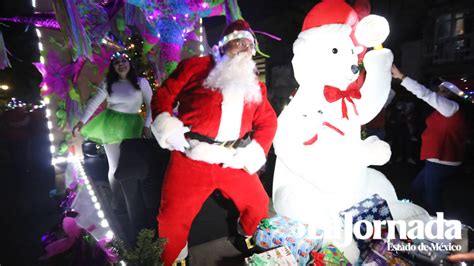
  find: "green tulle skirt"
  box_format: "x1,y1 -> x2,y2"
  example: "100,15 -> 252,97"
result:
81,109 -> 143,144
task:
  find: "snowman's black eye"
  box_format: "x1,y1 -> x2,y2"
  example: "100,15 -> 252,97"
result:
332,48 -> 338,54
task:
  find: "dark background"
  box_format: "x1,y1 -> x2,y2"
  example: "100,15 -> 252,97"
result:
0,0 -> 473,265
0,0 -> 436,101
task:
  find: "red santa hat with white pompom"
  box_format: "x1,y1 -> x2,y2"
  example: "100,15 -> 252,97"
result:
301,0 -> 371,53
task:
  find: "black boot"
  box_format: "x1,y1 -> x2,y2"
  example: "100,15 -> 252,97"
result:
231,235 -> 266,256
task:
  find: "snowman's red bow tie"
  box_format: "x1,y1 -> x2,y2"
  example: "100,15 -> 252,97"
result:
323,71 -> 365,119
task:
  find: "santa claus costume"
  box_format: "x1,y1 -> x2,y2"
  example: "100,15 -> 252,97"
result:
151,20 -> 277,265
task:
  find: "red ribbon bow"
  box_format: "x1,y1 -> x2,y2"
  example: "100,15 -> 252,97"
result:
323,71 -> 366,119
310,250 -> 326,266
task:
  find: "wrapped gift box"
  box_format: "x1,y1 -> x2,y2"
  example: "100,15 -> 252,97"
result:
362,246 -> 391,265
245,245 -> 298,266
309,244 -> 351,266
339,194 -> 393,252
254,215 -> 324,266
361,229 -> 413,266
362,248 -> 413,266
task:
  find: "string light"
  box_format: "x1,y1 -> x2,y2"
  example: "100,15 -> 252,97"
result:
29,0 -> 55,163
72,156 -> 116,240
100,219 -> 109,228
31,0 -> 116,245
199,18 -> 204,57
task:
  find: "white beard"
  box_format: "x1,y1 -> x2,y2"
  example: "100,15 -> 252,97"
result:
204,52 -> 262,103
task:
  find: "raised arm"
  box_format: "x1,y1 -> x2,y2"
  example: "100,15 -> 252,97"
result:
392,65 -> 459,117
400,78 -> 458,117
356,48 -> 394,124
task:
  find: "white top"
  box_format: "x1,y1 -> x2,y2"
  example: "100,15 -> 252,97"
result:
80,78 -> 153,127
401,77 -> 461,166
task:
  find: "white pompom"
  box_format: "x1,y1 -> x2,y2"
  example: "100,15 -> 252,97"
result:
355,15 -> 390,48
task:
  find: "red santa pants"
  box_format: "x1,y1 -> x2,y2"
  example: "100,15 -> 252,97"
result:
157,151 -> 269,265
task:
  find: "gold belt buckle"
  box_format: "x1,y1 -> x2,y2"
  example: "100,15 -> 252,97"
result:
245,236 -> 255,249
219,140 -> 236,148
224,140 -> 235,148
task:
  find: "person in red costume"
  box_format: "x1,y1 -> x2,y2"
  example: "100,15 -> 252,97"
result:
392,64 -> 469,214
150,20 -> 277,266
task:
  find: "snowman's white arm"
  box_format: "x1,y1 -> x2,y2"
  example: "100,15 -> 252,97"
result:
356,48 -> 393,124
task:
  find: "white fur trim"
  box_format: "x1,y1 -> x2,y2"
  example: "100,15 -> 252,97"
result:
215,89 -> 244,141
296,24 -> 351,47
151,112 -> 184,149
185,140 -> 236,165
176,243 -> 188,260
239,140 -> 266,174
219,30 -> 255,47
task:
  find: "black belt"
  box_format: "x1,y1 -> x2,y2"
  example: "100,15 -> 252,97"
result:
185,131 -> 249,149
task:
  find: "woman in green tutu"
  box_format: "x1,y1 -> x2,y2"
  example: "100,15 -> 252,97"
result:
72,51 -> 153,209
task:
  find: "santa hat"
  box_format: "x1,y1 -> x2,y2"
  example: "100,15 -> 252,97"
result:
302,0 -> 361,32
218,19 -> 255,48
212,19 -> 280,59
301,0 -> 371,58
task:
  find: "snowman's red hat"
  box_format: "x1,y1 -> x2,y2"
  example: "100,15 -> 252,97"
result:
302,0 -> 360,32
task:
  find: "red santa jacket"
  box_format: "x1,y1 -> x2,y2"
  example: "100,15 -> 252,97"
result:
421,110 -> 468,162
151,55 -> 277,155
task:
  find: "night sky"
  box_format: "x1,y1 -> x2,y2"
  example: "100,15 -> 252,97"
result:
0,0 -> 41,102
0,0 -> 435,101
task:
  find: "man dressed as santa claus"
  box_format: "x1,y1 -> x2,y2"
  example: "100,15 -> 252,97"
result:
151,20 -> 277,266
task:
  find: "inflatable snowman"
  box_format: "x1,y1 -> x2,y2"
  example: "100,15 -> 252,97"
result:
272,0 -> 429,262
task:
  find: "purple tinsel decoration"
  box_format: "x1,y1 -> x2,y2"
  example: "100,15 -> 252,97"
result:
160,43 -> 181,62
100,0 -> 124,19
33,51 -> 76,99
53,0 -> 93,60
0,13 -> 60,30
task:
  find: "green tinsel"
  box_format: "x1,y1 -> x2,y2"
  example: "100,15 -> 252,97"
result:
109,229 -> 166,266
164,62 -> 178,76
